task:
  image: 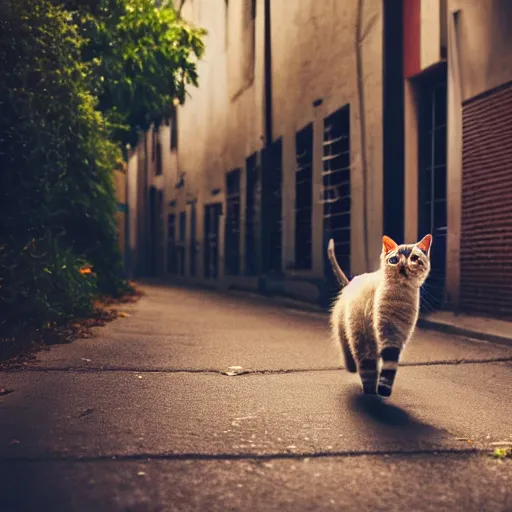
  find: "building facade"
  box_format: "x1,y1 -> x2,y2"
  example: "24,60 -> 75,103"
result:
126,0 -> 512,318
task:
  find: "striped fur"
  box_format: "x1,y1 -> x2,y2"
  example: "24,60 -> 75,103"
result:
329,235 -> 432,397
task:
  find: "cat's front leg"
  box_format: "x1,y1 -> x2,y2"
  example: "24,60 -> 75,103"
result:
377,345 -> 401,397
376,322 -> 408,398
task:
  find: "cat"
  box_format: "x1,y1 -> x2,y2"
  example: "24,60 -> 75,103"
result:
328,234 -> 432,397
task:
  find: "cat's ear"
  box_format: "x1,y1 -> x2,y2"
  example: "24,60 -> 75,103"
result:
416,234 -> 433,256
382,235 -> 398,254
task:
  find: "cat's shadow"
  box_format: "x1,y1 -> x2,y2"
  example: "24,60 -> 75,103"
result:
348,392 -> 412,427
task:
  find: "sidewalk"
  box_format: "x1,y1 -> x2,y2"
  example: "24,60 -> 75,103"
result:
228,288 -> 512,346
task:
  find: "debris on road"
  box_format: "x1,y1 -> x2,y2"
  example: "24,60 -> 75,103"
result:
223,365 -> 245,376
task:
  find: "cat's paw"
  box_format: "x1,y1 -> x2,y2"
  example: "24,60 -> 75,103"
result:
377,384 -> 392,397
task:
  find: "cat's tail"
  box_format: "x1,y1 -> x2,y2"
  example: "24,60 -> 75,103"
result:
328,239 -> 349,287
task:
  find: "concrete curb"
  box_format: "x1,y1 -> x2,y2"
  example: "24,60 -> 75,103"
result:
417,317 -> 512,347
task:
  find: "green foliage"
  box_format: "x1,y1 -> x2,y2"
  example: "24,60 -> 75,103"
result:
65,0 -> 206,145
0,0 -> 204,340
0,0 -> 124,335
493,448 -> 512,460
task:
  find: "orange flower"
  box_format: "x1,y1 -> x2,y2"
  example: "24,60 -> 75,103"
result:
79,266 -> 92,275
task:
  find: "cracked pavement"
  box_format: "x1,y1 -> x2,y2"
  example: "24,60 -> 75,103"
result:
0,284 -> 511,511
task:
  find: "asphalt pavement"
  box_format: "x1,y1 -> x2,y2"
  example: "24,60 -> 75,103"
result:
0,283 -> 511,511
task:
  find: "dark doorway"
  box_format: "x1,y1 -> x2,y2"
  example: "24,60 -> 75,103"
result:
245,153 -> 259,276
204,203 -> 222,279
417,64 -> 448,311
148,186 -> 157,277
261,138 -> 283,275
383,0 -> 405,242
167,213 -> 176,274
178,211 -> 186,276
225,169 -> 241,275
156,191 -> 164,275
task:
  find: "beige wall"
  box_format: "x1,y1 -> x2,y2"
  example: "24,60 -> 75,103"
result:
448,0 -> 512,102
164,0 -> 384,293
271,0 -> 384,279
174,0 -> 264,282
421,0 -> 442,70
125,0 -> 384,297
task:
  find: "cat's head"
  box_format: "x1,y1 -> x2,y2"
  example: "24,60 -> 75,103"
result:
380,234 -> 432,287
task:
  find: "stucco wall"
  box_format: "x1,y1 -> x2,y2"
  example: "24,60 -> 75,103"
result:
271,0 -> 383,277
174,0 -> 264,280
160,0 -> 384,289
421,0 -> 442,69
448,0 -> 512,102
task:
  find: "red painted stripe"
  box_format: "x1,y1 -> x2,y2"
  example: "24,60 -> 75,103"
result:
403,0 -> 421,78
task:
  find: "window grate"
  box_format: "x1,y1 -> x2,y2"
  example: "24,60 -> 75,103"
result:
225,169 -> 241,275
323,106 -> 351,278
294,123 -> 313,270
418,70 -> 447,310
261,139 -> 283,274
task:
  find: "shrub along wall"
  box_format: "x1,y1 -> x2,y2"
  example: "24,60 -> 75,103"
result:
0,0 -> 205,344
0,0 -> 128,339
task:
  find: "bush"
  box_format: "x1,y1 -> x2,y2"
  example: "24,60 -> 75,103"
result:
0,0 -> 205,340
0,0 -> 125,336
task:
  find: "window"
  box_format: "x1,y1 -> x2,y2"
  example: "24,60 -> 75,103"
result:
418,69 -> 447,310
295,124 -> 313,270
170,108 -> 178,151
155,137 -> 162,175
323,106 -> 351,278
261,139 -> 283,274
225,169 -> 241,275
204,203 -> 222,278
245,153 -> 258,276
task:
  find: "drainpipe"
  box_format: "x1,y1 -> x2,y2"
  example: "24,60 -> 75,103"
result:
258,0 -> 273,288
355,0 -> 371,273
264,0 -> 272,146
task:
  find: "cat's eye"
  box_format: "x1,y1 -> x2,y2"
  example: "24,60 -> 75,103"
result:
388,256 -> 399,265
410,254 -> 419,262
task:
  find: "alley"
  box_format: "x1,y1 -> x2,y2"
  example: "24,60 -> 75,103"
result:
0,284 -> 511,511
